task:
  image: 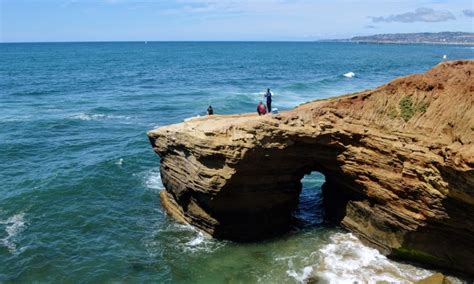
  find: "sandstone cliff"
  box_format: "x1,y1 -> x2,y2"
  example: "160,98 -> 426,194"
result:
148,61 -> 474,274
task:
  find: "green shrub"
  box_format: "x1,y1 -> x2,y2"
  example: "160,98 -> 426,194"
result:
399,96 -> 415,122
418,102 -> 429,113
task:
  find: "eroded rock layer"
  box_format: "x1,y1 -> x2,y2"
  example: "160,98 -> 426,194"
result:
148,61 -> 474,274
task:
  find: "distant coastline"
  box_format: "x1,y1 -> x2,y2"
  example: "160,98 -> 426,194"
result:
321,32 -> 474,46
2,31 -> 474,44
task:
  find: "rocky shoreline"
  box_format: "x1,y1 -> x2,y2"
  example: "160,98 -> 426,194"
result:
148,61 -> 474,275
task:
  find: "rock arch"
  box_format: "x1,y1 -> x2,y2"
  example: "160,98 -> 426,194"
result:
148,61 -> 474,275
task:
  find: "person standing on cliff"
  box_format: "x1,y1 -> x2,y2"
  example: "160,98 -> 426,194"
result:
264,88 -> 272,114
207,105 -> 214,115
257,101 -> 267,115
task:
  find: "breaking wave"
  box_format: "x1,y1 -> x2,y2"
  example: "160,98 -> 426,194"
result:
70,112 -> 132,122
287,259 -> 314,284
343,72 -> 355,78
144,222 -> 223,258
143,167 -> 163,192
1,212 -> 27,254
313,233 -> 433,283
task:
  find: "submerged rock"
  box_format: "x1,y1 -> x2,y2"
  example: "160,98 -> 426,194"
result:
416,273 -> 452,284
148,61 -> 474,275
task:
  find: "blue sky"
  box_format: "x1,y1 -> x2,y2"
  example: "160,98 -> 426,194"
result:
1,0 -> 472,42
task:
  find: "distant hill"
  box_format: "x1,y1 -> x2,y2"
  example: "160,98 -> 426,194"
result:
325,32 -> 474,45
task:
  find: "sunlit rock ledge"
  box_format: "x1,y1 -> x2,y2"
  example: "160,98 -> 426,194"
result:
148,61 -> 474,275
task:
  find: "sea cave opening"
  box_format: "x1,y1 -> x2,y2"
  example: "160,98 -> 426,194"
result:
292,171 -> 326,230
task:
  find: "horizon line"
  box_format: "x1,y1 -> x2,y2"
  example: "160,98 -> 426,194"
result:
2,31 -> 472,44
1,40 -> 473,46
1,40 -> 325,44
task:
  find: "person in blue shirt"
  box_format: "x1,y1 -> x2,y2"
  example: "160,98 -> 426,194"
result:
207,105 -> 214,115
264,88 -> 272,114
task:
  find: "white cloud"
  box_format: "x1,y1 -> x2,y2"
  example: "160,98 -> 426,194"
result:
371,7 -> 456,23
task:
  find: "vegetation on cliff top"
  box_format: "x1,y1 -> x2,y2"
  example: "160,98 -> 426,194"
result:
396,96 -> 430,122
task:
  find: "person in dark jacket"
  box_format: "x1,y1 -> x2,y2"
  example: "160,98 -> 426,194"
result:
257,101 -> 267,115
207,105 -> 214,115
264,88 -> 272,114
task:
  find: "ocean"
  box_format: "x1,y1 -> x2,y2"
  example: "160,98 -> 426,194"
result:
1,42 -> 472,283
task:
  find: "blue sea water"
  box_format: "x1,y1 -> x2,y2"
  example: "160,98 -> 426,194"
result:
1,42 -> 472,283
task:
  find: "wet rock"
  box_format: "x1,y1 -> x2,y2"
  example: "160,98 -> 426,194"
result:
416,273 -> 452,284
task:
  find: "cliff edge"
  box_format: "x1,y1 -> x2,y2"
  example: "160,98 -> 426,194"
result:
148,61 -> 474,274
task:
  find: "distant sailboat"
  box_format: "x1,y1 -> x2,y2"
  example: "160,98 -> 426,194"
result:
443,54 -> 447,60
145,41 -> 148,44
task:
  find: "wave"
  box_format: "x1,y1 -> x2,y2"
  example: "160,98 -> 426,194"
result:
313,233 -> 434,283
0,115 -> 32,123
284,82 -> 313,91
143,167 -> 163,192
143,222 -> 223,259
177,225 -> 224,254
69,112 -> 132,122
287,259 -> 314,284
1,212 -> 27,254
196,88 -> 332,113
185,230 -> 206,247
8,90 -> 54,97
343,72 -> 355,78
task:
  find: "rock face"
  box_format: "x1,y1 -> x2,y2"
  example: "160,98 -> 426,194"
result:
148,61 -> 474,275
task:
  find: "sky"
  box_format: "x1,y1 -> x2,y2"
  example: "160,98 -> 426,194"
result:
0,0 -> 473,42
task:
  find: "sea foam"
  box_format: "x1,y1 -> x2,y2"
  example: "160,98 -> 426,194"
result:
144,167 -> 163,192
313,233 -> 434,283
186,231 -> 206,247
1,212 -> 27,254
176,224 -> 223,254
144,222 -> 222,257
287,258 -> 314,284
70,113 -> 132,122
343,72 -> 355,78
